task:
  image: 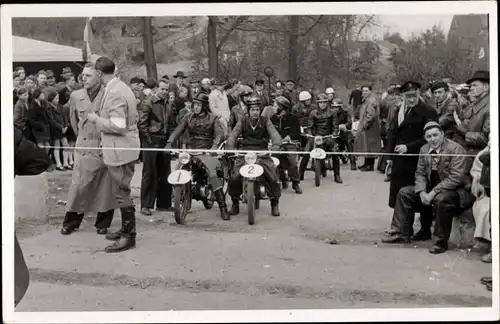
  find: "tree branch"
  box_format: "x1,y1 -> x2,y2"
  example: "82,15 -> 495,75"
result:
216,16 -> 248,52
300,15 -> 323,36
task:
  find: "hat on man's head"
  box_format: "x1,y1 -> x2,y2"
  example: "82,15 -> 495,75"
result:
190,78 -> 200,83
130,77 -> 142,84
174,71 -> 186,79
400,81 -> 422,93
213,78 -> 227,86
466,70 -> 489,84
255,79 -> 265,86
423,121 -> 442,133
161,75 -> 170,80
46,70 -> 55,79
430,81 -> 449,93
201,78 -> 211,85
286,79 -> 296,84
45,88 -> 59,103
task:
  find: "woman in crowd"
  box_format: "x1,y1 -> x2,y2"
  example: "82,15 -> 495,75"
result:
46,90 -> 70,171
27,88 -> 51,153
61,91 -> 76,168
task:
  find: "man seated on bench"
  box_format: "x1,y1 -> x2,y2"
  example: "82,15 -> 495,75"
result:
382,121 -> 474,254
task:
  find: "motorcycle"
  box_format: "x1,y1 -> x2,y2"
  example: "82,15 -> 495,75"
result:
303,134 -> 338,187
229,151 -> 279,225
167,144 -> 226,225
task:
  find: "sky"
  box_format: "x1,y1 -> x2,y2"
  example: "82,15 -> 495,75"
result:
372,15 -> 455,39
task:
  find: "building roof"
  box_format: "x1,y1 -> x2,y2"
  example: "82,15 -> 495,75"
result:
12,36 -> 101,63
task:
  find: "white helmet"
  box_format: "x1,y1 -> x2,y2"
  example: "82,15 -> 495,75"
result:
201,78 -> 211,85
299,91 -> 312,102
326,87 -> 335,95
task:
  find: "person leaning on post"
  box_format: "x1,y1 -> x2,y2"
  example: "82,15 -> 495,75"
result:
382,121 -> 474,254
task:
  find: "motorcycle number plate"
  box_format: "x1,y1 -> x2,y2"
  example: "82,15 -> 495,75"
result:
240,164 -> 264,178
168,170 -> 192,185
271,156 -> 280,167
310,148 -> 326,159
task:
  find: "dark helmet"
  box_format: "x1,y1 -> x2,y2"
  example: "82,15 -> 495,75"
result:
193,92 -> 210,106
238,85 -> 254,99
332,98 -> 343,107
246,95 -> 262,108
275,96 -> 292,111
316,93 -> 329,103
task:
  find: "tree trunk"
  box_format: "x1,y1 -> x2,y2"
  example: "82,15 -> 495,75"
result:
142,17 -> 157,80
208,16 -> 218,78
288,15 -> 299,81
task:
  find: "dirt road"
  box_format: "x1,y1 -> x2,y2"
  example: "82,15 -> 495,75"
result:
15,164 -> 492,311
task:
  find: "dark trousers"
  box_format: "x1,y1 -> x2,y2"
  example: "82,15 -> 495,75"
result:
63,209 -> 115,230
391,186 -> 460,245
364,157 -> 376,167
228,156 -> 281,200
299,138 -> 340,176
278,144 -> 300,183
140,136 -> 172,209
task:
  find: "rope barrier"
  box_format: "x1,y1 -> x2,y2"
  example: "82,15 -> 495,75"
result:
40,145 -> 480,158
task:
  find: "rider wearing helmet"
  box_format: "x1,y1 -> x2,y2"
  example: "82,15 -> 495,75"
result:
331,98 -> 356,170
326,87 -> 336,102
293,91 -> 316,128
226,95 -> 282,217
270,96 -> 303,194
165,92 -> 229,220
298,93 -> 343,184
229,85 -> 254,131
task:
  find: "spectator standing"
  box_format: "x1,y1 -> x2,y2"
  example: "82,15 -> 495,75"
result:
354,85 -> 381,171
385,81 -> 438,241
45,89 -> 70,171
137,78 -> 176,216
349,86 -> 363,119
209,78 -> 231,135
27,88 -> 51,153
431,81 -> 460,139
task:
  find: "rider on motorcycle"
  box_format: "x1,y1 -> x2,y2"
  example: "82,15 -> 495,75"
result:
292,91 -> 316,147
331,98 -> 356,170
299,93 -> 343,184
226,95 -> 283,217
229,85 -> 254,131
164,92 -> 229,220
270,96 -> 303,194
326,87 -> 336,102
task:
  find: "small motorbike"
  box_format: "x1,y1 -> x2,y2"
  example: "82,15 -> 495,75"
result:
230,151 -> 279,225
303,134 -> 338,187
278,140 -> 301,189
167,148 -> 225,225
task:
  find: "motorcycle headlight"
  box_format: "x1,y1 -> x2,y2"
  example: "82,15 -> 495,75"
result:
314,136 -> 323,145
179,152 -> 191,165
244,152 -> 257,164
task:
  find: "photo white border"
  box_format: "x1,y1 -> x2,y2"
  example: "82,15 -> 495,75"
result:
2,1 -> 498,323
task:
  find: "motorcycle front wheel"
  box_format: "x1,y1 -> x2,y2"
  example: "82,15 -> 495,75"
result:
247,180 -> 256,225
173,184 -> 191,225
315,159 -> 322,187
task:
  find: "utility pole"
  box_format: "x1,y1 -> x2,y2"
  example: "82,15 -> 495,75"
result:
142,17 -> 158,80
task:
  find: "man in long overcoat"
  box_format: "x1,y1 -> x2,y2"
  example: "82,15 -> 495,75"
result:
60,63 -> 119,236
385,81 -> 438,240
354,85 -> 381,171
87,57 -> 141,253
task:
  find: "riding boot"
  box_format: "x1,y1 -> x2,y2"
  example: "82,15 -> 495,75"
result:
105,206 -> 136,253
214,189 -> 230,220
228,197 -> 240,216
332,156 -> 343,184
270,199 -> 280,217
292,182 -> 303,194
